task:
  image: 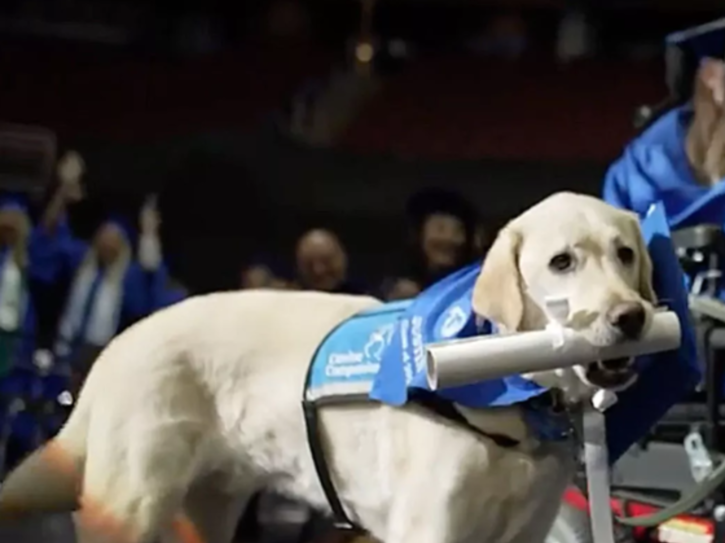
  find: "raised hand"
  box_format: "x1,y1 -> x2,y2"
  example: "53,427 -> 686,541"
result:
56,151 -> 85,202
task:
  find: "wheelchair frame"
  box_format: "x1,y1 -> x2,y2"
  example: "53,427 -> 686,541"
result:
562,225 -> 725,543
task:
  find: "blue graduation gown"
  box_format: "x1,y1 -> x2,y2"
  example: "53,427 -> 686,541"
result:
0,228 -> 76,364
0,249 -> 38,368
603,105 -> 725,228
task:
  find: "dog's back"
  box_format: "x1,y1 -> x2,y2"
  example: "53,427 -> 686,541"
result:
0,289 -> 381,528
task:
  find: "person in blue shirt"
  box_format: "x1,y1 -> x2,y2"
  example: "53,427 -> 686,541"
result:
603,18 -> 725,228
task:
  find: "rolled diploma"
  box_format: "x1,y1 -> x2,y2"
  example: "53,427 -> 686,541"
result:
426,310 -> 681,390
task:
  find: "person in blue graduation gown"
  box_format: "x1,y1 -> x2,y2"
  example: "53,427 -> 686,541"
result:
603,18 -> 725,228
34,154 -> 170,365
50,212 -> 168,361
0,195 -> 47,373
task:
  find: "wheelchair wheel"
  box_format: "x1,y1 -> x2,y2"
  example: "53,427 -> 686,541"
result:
546,503 -> 593,543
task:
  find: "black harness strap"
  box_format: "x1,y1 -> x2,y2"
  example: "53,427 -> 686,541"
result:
301,316 -> 525,532
302,398 -> 360,531
302,319 -> 363,532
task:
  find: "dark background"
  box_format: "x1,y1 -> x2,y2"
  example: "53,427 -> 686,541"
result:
0,0 -> 721,292
0,1 -> 723,542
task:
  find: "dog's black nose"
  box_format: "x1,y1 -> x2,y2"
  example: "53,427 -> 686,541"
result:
607,302 -> 646,340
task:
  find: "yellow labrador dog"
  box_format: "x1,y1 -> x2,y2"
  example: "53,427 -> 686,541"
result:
0,192 -> 655,543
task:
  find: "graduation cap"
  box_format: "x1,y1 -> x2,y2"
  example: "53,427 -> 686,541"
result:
635,18 -> 725,130
75,193 -> 141,246
666,18 -> 725,102
0,193 -> 30,215
103,214 -> 136,246
406,188 -> 479,235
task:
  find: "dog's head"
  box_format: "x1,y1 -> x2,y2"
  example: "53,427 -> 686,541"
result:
472,192 -> 656,401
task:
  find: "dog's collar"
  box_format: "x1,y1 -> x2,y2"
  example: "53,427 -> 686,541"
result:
476,321 -> 575,442
410,390 -> 520,448
413,390 -> 573,446
521,392 -> 574,442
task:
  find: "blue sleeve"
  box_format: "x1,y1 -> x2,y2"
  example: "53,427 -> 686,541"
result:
122,263 -> 181,321
158,287 -> 187,309
28,217 -> 87,284
602,143 -> 665,218
147,263 -> 176,312
122,265 -> 154,322
602,156 -> 633,210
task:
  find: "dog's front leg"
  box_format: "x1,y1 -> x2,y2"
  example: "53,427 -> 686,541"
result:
381,432 -> 505,543
383,475 -> 504,543
496,443 -> 575,543
156,483 -> 250,543
384,491 -> 452,543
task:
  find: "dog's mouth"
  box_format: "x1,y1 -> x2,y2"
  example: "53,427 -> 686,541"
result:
584,358 -> 637,390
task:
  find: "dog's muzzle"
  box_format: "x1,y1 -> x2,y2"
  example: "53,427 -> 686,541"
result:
607,301 -> 647,340
585,358 -> 637,389
583,302 -> 646,389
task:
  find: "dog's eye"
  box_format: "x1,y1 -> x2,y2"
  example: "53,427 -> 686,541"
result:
549,252 -> 574,272
617,247 -> 635,266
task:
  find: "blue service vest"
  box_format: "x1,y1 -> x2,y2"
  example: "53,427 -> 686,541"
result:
304,203 -> 700,462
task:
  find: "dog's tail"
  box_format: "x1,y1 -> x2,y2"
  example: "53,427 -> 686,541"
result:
0,390 -> 92,520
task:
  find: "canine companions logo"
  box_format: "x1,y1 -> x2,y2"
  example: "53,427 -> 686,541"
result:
324,324 -> 395,379
400,316 -> 425,384
364,324 -> 395,362
305,302 -> 411,401
439,305 -> 468,338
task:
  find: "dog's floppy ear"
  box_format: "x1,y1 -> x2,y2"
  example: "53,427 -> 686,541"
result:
472,226 -> 524,332
631,218 -> 657,304
636,236 -> 657,304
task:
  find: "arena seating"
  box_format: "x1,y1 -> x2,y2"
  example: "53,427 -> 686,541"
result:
0,43 -> 334,140
340,56 -> 664,161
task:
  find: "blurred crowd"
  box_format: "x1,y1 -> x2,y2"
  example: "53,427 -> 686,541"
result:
0,149 -> 185,473
0,147 -> 491,543
240,188 -> 489,302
